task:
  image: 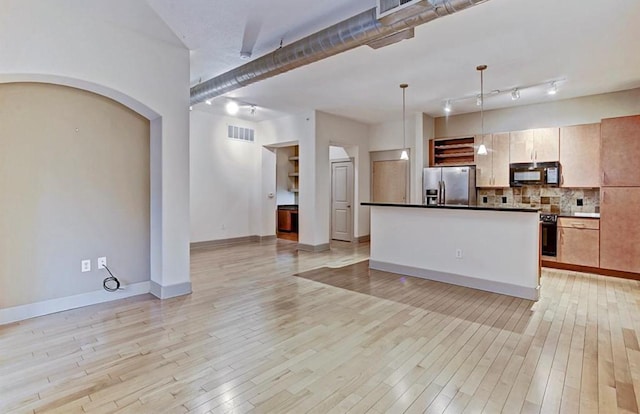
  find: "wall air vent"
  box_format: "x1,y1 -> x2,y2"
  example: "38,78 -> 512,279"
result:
227,125 -> 255,142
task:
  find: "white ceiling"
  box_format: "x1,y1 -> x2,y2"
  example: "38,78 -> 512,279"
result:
147,0 -> 640,123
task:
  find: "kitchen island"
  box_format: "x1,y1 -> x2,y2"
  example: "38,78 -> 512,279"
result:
362,202 -> 540,300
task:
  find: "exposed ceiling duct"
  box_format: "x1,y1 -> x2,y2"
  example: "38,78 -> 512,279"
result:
190,0 -> 489,105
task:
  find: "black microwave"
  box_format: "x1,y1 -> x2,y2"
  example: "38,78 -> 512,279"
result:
509,162 -> 560,187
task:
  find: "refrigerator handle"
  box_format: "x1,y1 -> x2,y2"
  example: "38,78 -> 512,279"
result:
442,180 -> 446,205
438,181 -> 442,204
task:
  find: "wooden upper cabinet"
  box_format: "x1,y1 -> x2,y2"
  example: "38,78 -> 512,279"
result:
509,130 -> 534,163
475,134 -> 492,187
493,132 -> 510,187
475,133 -> 510,187
601,115 -> 640,186
533,128 -> 559,162
510,128 -> 559,164
560,123 -> 601,188
599,187 -> 640,273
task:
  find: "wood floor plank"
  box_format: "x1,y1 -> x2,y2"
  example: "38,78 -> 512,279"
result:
1,241 -> 640,414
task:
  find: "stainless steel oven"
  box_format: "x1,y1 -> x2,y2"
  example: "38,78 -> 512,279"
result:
540,213 -> 558,257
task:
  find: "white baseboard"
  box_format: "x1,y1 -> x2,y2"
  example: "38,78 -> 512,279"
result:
150,281 -> 192,299
369,260 -> 539,301
0,281 -> 151,325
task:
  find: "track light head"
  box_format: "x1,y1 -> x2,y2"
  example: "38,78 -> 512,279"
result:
444,100 -> 452,113
547,82 -> 558,95
511,88 -> 520,100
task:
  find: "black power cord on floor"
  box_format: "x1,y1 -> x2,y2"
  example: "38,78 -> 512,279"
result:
102,265 -> 121,292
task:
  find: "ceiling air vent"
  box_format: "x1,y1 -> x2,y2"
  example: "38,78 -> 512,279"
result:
227,125 -> 255,143
377,0 -> 433,24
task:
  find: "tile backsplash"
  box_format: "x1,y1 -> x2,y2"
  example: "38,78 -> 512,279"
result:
478,187 -> 600,214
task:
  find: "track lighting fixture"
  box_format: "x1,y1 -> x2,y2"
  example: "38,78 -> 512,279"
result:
205,99 -> 212,105
442,78 -> 564,114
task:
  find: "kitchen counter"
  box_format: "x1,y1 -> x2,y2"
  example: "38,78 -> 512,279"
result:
362,202 -> 539,213
366,203 -> 540,300
557,212 -> 600,219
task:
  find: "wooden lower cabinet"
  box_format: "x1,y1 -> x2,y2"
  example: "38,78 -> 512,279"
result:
600,187 -> 640,273
557,225 -> 599,268
277,210 -> 293,232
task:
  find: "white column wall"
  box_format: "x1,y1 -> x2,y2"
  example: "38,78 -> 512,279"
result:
369,114 -> 426,204
316,111 -> 371,240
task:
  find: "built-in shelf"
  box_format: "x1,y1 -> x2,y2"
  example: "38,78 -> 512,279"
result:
435,152 -> 475,159
430,136 -> 476,166
288,145 -> 299,195
434,143 -> 474,150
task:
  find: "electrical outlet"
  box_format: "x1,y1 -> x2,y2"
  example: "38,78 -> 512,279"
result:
97,257 -> 107,269
81,259 -> 91,272
455,249 -> 463,259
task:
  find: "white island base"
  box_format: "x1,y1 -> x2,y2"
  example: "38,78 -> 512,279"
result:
365,204 -> 540,300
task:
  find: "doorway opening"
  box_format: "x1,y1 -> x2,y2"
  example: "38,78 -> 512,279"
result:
275,144 -> 299,241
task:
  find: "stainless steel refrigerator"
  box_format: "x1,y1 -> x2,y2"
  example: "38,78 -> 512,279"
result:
423,166 -> 476,206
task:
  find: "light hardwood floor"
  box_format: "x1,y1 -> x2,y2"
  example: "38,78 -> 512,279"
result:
1,240 -> 640,413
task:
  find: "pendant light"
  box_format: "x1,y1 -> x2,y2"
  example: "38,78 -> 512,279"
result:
400,83 -> 409,160
477,65 -> 488,156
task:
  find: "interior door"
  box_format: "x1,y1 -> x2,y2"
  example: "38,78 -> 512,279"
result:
331,161 -> 354,241
372,160 -> 407,203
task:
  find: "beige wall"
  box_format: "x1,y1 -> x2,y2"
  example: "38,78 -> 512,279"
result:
435,88 -> 640,137
0,83 -> 150,308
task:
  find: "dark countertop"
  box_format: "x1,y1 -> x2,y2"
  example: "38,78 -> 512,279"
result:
277,204 -> 298,211
361,202 -> 539,213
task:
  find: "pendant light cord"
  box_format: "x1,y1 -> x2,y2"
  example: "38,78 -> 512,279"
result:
480,69 -> 484,137
402,85 -> 407,150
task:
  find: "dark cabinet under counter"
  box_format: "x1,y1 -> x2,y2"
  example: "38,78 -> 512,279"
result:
277,205 -> 298,232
